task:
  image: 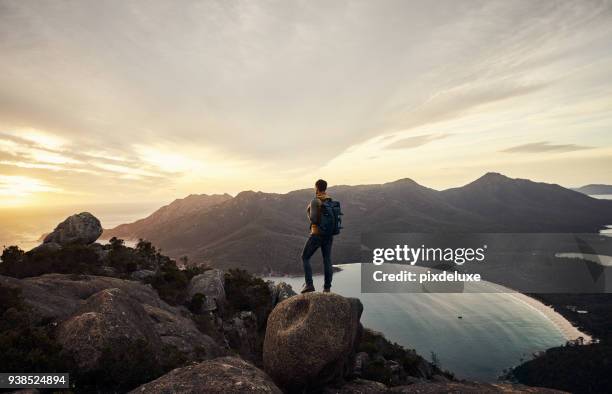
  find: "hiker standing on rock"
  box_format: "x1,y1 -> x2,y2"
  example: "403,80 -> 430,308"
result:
301,179 -> 343,294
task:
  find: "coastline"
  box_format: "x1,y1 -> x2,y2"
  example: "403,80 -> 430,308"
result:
508,291 -> 592,344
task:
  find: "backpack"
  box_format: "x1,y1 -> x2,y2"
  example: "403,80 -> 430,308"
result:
318,199 -> 343,236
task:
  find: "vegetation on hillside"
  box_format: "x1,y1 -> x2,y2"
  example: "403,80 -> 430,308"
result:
358,328 -> 452,386
510,293 -> 612,394
0,241 -> 206,392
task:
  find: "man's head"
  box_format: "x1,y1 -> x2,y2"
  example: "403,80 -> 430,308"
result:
315,179 -> 327,193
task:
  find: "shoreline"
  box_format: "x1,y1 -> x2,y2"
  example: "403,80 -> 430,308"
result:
506,291 -> 592,344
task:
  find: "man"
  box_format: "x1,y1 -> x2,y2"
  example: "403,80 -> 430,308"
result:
301,179 -> 335,293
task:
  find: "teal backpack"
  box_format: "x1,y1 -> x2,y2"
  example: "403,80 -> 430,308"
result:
318,199 -> 343,236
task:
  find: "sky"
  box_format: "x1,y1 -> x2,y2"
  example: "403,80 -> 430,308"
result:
1,0 -> 612,207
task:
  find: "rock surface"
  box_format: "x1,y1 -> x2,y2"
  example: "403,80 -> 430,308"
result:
223,311 -> 259,362
129,356 -> 282,394
269,281 -> 296,306
187,268 -> 225,311
0,274 -> 223,365
131,269 -> 156,281
388,382 -> 568,393
56,288 -> 163,370
43,212 -> 103,245
323,379 -> 388,394
263,292 -> 363,391
0,274 -> 170,320
28,242 -> 62,254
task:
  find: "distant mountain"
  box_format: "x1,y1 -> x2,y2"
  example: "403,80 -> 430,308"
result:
103,193 -> 232,242
572,184 -> 612,195
103,173 -> 612,274
441,173 -> 612,232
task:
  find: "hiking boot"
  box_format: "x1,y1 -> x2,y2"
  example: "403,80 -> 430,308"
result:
301,283 -> 315,294
323,287 -> 331,293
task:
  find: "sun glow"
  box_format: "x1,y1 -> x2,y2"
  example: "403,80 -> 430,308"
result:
0,175 -> 61,206
10,129 -> 67,150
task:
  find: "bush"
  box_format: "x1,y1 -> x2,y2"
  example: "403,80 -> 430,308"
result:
108,237 -> 170,274
357,329 -> 449,386
362,358 -> 392,385
188,293 -> 206,313
149,260 -> 190,305
512,342 -> 612,394
0,286 -> 73,373
0,244 -> 101,278
224,268 -> 272,329
0,245 -> 25,266
74,340 -> 186,392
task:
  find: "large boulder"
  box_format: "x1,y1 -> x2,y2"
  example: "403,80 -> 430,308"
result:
43,212 -> 102,245
0,274 -> 223,367
263,292 -> 363,391
129,356 -> 282,394
0,274 -> 171,321
187,268 -> 225,311
56,288 -> 162,370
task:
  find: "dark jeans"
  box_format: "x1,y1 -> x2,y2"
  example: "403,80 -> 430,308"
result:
302,234 -> 334,289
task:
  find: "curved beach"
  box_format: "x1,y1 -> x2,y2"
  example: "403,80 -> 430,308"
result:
508,291 -> 592,344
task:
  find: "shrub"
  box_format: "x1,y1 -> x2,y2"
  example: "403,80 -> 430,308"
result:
149,260 -> 190,305
362,358 -> 392,385
188,293 -> 206,313
0,244 -> 101,278
224,268 -> 272,329
0,286 -> 73,373
74,340 -> 186,392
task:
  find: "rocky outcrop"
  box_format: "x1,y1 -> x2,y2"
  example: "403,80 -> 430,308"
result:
43,212 -> 103,245
131,269 -> 156,281
223,311 -> 259,362
129,356 -> 282,394
0,274 -> 170,321
319,379 -> 568,394
269,281 -> 296,306
28,242 -> 62,254
353,352 -> 369,377
187,268 -> 225,312
0,274 -> 223,367
56,288 -> 163,370
355,328 -> 439,385
263,292 -> 363,391
323,379 -> 388,394
388,381 -> 568,393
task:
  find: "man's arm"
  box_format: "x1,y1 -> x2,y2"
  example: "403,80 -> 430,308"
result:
307,198 -> 320,224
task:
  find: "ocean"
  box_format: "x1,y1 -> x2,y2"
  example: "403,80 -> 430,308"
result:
265,264 -> 568,381
0,203 -> 160,251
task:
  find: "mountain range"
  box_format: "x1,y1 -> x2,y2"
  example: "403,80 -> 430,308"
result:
103,173 -> 612,274
572,184 -> 612,195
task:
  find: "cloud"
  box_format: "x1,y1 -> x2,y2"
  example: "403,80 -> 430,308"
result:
501,141 -> 592,153
0,175 -> 61,196
1,1 -> 608,165
385,133 -> 450,150
0,1 -> 611,202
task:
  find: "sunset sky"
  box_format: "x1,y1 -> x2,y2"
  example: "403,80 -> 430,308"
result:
1,0 -> 612,207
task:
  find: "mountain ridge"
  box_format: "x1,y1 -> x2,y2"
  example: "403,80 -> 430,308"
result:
572,184 -> 612,195
103,173 -> 612,274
